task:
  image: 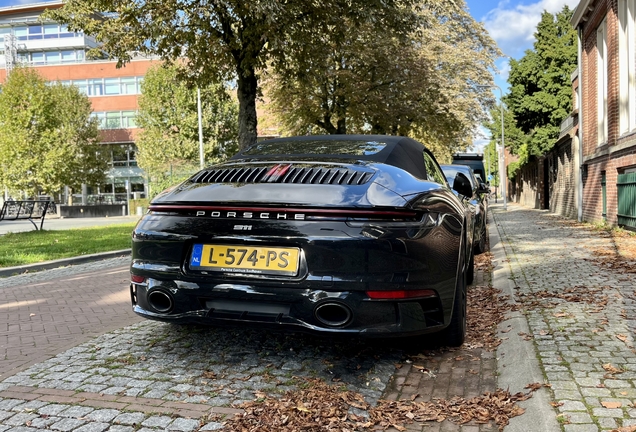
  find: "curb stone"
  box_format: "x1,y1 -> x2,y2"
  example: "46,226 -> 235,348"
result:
489,204 -> 560,432
0,249 -> 131,278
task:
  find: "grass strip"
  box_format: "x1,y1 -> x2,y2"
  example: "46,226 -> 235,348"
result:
0,223 -> 136,267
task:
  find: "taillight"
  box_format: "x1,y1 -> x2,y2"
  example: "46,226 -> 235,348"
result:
131,274 -> 146,283
366,289 -> 436,299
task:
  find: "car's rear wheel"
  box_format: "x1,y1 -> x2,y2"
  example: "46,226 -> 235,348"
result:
441,263 -> 467,347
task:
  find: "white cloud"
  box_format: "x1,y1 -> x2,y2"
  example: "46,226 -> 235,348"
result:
483,0 -> 580,58
496,57 -> 512,81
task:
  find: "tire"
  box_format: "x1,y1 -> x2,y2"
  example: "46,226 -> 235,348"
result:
474,222 -> 487,255
467,251 -> 474,285
441,262 -> 467,347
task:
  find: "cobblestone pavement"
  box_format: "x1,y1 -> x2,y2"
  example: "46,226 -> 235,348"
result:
493,204 -> 636,432
0,225 -> 503,431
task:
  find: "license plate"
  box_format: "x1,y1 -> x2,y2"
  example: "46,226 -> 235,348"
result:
189,244 -> 300,276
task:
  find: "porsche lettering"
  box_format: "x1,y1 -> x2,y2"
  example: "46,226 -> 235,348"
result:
194,210 -> 305,220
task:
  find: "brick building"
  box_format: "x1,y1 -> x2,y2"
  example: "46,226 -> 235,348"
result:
507,69 -> 580,220
0,1 -> 158,206
572,0 -> 636,228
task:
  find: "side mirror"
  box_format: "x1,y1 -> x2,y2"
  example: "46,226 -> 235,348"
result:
452,172 -> 472,198
477,182 -> 490,195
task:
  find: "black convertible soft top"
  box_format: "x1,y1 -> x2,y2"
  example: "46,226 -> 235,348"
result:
233,135 -> 429,180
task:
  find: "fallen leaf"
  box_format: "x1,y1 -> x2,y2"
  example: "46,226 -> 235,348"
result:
295,402 -> 310,412
601,401 -> 622,409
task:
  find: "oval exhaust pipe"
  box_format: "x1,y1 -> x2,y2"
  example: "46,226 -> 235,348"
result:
147,290 -> 174,313
314,302 -> 352,327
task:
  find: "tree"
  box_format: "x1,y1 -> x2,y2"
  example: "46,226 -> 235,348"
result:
503,6 -> 577,157
0,68 -> 107,197
46,0 -> 420,150
135,64 -> 239,190
264,0 -> 500,156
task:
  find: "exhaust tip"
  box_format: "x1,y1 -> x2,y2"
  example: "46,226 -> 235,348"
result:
314,302 -> 352,327
147,289 -> 174,313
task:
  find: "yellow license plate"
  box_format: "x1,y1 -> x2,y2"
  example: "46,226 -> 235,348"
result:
189,244 -> 300,276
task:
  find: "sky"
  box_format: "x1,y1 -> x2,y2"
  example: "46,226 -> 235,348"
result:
464,0 -> 581,150
1,0 -> 582,149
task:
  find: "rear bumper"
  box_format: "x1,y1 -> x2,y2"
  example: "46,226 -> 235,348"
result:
129,278 -> 450,338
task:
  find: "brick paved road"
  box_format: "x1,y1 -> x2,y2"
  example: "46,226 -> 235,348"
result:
0,257 -> 141,378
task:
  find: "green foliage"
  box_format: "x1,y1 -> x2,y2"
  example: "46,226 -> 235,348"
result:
147,171 -> 196,200
266,0 -> 500,155
135,64 -> 239,188
0,68 -> 107,197
504,6 -> 577,157
483,140 -> 499,187
46,0 -> 423,150
507,143 -> 530,179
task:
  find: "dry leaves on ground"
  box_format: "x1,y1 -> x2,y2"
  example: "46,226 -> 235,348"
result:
224,377 -> 541,432
516,285 -> 608,312
474,251 -> 493,273
584,228 -> 636,274
465,285 -> 511,351
612,426 -> 636,432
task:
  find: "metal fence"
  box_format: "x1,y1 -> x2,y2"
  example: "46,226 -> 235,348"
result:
617,172 -> 636,229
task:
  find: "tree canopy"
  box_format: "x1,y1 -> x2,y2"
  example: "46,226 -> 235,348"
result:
0,68 -> 107,197
264,1 -> 500,159
135,64 -> 239,188
503,6 -> 577,157
46,0 -> 421,150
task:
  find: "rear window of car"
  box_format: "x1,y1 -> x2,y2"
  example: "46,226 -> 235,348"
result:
452,159 -> 485,180
242,140 -> 387,156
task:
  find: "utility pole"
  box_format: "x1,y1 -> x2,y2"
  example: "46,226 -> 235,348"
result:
476,85 -> 507,210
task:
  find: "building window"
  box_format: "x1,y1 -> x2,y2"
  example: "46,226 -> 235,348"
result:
43,24 -> 58,39
45,51 -> 60,64
59,77 -> 144,96
104,78 -> 120,95
597,18 -> 608,145
89,79 -> 104,96
14,26 -> 27,41
619,0 -> 636,134
92,111 -> 139,130
0,28 -> 10,43
31,52 -> 44,65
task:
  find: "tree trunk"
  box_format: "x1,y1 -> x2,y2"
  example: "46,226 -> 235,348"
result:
236,70 -> 258,150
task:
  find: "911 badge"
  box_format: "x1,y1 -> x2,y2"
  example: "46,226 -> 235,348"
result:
234,225 -> 252,231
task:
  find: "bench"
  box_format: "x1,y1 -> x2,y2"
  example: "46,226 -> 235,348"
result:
0,200 -> 51,231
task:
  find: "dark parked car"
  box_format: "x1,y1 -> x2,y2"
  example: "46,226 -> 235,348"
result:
130,135 -> 475,346
452,153 -> 486,182
440,164 -> 489,257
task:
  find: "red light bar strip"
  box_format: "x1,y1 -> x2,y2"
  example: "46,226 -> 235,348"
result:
149,205 -> 417,218
131,274 -> 146,283
366,289 -> 436,299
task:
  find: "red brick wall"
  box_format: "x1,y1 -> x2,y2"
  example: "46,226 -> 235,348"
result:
583,147 -> 636,224
0,59 -> 157,144
578,0 -> 636,226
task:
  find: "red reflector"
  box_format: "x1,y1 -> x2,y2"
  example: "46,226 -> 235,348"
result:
366,289 -> 435,299
131,275 -> 146,283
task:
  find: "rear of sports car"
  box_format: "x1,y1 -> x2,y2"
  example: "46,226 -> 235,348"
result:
130,157 -> 466,342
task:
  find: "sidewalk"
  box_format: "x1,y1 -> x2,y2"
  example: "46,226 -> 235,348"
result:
490,203 -> 636,432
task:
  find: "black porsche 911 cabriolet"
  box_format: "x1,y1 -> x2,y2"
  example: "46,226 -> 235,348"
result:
130,135 -> 474,346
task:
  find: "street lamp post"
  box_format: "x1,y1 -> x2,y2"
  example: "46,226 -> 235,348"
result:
476,85 -> 507,210
197,87 -> 204,170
